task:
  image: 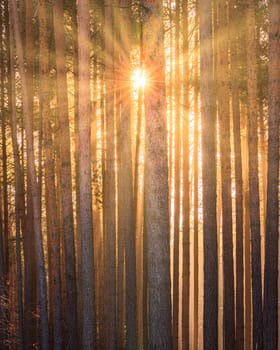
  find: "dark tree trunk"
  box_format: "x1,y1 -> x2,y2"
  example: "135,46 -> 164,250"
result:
263,1 -> 280,348
246,0 -> 263,348
229,1 -> 244,348
8,7 -> 24,347
52,1 -> 78,348
39,1 -> 62,349
216,0 -> 235,347
10,1 -> 49,348
199,0 -> 218,348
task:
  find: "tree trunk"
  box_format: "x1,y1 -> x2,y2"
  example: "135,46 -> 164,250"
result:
77,0 -> 95,347
8,7 -> 24,348
199,0 -> 218,348
104,1 -> 117,347
216,0 -> 235,347
182,1 -> 190,348
39,1 -> 62,349
263,1 -> 280,348
52,1 -> 78,348
10,1 -> 49,348
246,0 -> 263,347
229,1 -> 244,348
141,1 -> 172,348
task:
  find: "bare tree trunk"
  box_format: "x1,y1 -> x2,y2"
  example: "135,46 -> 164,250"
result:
216,0 -> 235,347
52,1 -> 78,348
39,1 -> 62,349
229,1 -> 244,348
246,0 -> 263,347
199,0 -> 218,348
8,8 -> 24,348
10,1 -> 49,348
263,1 -> 280,348
173,1 -> 181,348
192,6 -> 199,348
182,1 -> 190,349
104,1 -> 117,347
141,1 -> 172,348
77,0 -> 95,347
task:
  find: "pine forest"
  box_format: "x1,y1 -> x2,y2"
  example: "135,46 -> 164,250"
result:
0,0 -> 279,349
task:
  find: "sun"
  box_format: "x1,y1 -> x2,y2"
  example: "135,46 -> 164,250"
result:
131,68 -> 147,90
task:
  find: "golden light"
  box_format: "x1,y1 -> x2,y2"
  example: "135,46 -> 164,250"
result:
131,68 -> 147,90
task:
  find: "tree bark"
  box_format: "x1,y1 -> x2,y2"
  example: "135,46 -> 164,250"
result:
246,1 -> 263,347
39,1 -> 62,348
216,0 -> 235,347
53,1 -> 78,348
10,1 -> 49,348
141,1 -> 172,348
77,0 -> 95,347
229,1 -> 244,348
199,0 -> 218,348
263,1 -> 280,348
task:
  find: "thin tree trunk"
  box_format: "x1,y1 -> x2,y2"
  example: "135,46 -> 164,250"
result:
193,5 -> 199,348
229,1 -> 244,348
8,9 -> 24,348
173,1 -> 180,347
182,1 -> 190,348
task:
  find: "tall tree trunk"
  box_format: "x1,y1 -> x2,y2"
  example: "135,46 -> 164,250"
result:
182,1 -> 190,348
141,1 -> 172,348
192,5 -> 199,348
8,7 -> 24,347
199,0 -> 218,348
0,5 -> 9,279
39,1 -> 62,349
173,1 -> 180,348
10,1 -> 49,348
246,0 -> 263,347
104,1 -> 117,347
52,1 -> 78,348
22,1 -> 38,346
229,1 -> 244,348
263,1 -> 280,348
118,1 -> 138,348
0,4 -> 9,347
77,0 -> 95,347
216,0 -> 235,347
